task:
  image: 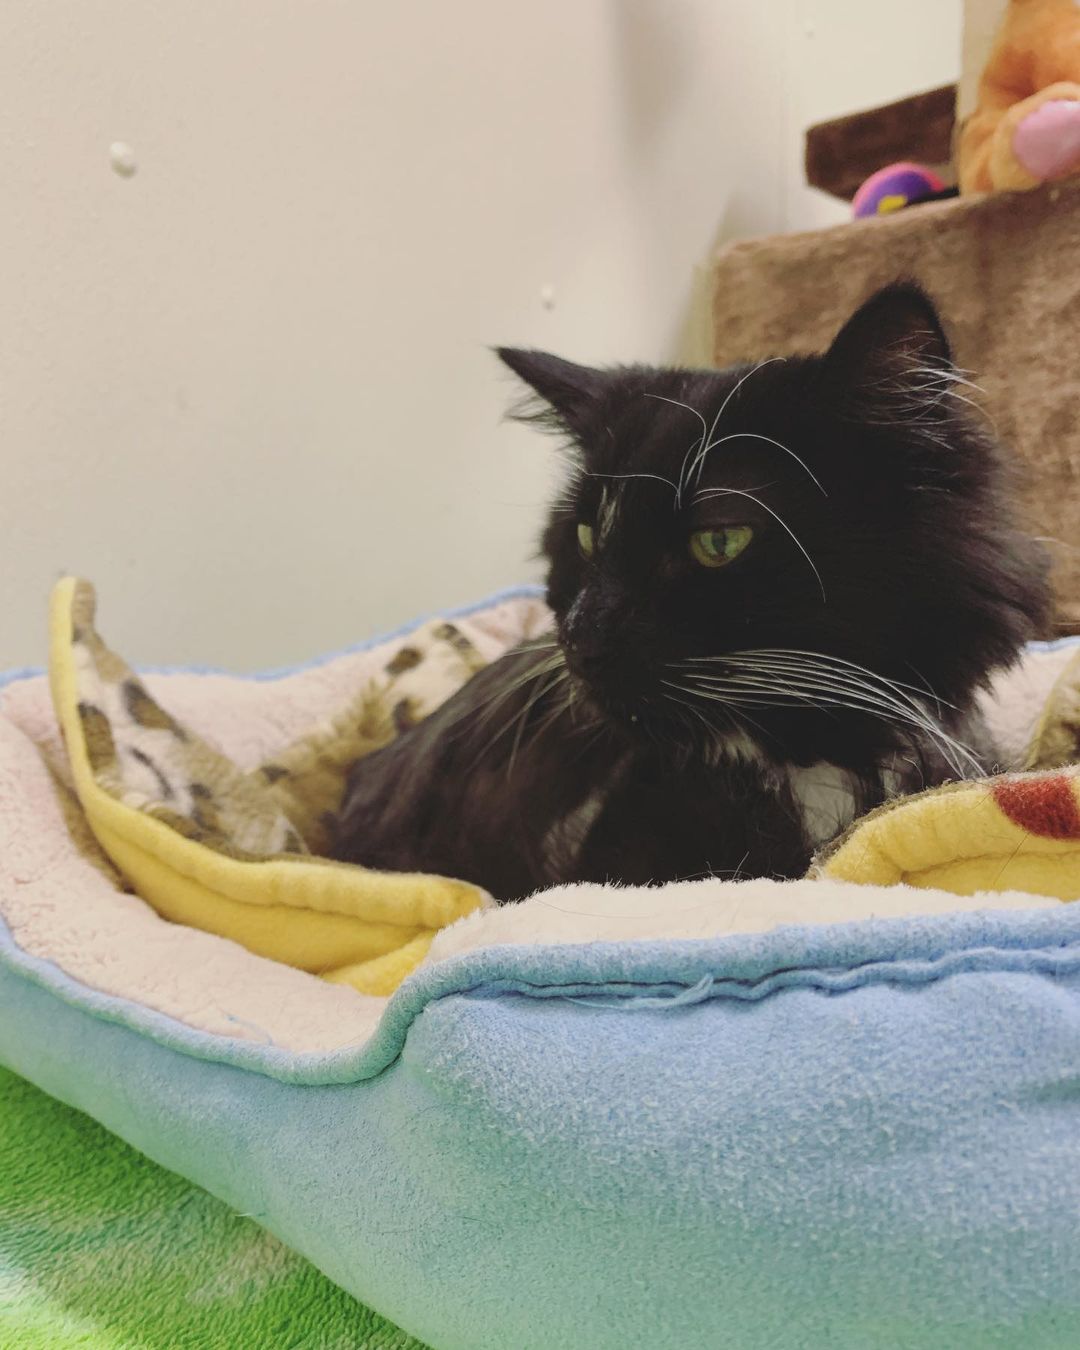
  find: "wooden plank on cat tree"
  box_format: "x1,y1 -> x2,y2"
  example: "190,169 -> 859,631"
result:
804,85 -> 958,201
708,178 -> 1080,634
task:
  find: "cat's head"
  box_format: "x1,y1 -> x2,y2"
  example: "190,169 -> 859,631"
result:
498,283 -> 1050,764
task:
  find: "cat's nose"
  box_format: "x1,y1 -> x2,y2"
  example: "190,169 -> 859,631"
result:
560,591 -> 650,686
562,629 -> 608,677
564,638 -> 614,681
562,620 -> 601,661
561,594 -> 612,664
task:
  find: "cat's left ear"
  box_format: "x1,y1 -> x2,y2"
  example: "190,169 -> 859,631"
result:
496,348 -> 608,437
819,281 -> 954,416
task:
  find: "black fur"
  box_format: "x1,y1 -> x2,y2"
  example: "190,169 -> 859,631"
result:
333,284 -> 1050,902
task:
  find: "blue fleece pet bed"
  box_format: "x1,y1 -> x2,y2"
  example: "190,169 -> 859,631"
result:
3,592 -> 1080,1349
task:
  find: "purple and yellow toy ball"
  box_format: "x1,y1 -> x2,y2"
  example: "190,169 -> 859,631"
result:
852,162 -> 946,218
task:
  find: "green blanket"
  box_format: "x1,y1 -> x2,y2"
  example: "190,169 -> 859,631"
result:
0,1067 -> 423,1349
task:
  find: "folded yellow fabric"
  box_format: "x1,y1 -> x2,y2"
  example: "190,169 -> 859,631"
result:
814,647 -> 1080,896
49,578 -> 491,996
814,768 -> 1080,897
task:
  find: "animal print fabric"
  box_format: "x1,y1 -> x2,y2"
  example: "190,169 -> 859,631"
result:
66,580 -> 495,864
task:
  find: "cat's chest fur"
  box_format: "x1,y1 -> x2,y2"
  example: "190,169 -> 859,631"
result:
542,744 -> 870,887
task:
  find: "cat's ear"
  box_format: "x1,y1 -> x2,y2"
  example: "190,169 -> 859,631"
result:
496,348 -> 607,437
819,281 -> 953,416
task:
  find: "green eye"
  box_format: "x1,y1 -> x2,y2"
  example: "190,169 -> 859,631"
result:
577,523 -> 595,558
689,526 -> 753,568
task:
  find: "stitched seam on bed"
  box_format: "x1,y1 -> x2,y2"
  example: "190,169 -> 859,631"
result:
4,910 -> 1080,1088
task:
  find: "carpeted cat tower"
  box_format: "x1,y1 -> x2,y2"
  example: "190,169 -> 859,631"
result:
707,0 -> 1080,634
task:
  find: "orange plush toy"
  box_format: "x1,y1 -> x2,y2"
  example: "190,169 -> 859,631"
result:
958,0 -> 1080,193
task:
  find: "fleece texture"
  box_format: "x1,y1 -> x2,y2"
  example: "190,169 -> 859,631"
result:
5,900 -> 1080,1347
815,765 -> 1080,893
0,1065 -> 422,1349
5,598 -> 1080,1345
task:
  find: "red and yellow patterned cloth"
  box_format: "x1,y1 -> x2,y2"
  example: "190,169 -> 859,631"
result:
817,768 -> 1080,898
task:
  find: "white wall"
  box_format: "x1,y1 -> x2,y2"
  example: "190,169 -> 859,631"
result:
782,1 -> 963,233
0,1 -> 960,671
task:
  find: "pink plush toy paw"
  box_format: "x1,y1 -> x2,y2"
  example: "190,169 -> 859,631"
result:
1013,97 -> 1080,182
981,82 -> 1080,192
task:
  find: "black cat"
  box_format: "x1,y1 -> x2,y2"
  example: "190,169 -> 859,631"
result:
333,283 -> 1050,902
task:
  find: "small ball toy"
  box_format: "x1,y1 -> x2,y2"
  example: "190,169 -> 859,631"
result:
852,162 -> 947,218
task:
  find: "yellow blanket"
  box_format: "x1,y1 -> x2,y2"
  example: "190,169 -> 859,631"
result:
50,578 -> 494,995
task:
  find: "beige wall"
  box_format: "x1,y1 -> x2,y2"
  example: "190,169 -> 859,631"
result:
0,1 -> 960,671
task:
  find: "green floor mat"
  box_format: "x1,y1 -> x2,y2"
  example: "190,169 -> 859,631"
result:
0,1066 -> 424,1349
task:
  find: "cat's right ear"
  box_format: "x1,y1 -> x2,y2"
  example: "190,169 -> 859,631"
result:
817,281 -> 954,420
496,349 -> 606,437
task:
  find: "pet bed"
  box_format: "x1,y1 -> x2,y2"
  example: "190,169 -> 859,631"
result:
4,583 -> 1080,1348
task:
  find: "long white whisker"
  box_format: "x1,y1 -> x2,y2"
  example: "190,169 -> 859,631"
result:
643,392 -> 708,509
671,674 -> 867,718
708,649 -> 959,712
693,660 -> 951,733
688,672 -> 910,716
662,679 -> 786,710
507,668 -> 570,779
643,392 -> 708,435
676,675 -> 830,714
702,657 -> 929,707
661,681 -> 771,741
692,649 -> 933,697
910,363 -> 985,397
661,688 -> 731,750
461,650 -> 566,752
670,649 -> 982,777
693,432 -> 827,496
692,490 -> 827,602
681,677 -> 973,776
473,662 -> 565,771
584,470 -> 679,497
472,653 -> 564,722
691,357 -> 786,487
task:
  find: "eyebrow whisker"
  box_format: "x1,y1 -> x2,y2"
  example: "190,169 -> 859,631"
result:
694,432 -> 827,497
693,487 -> 827,602
643,392 -> 708,509
583,469 -> 680,497
689,357 -> 786,486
